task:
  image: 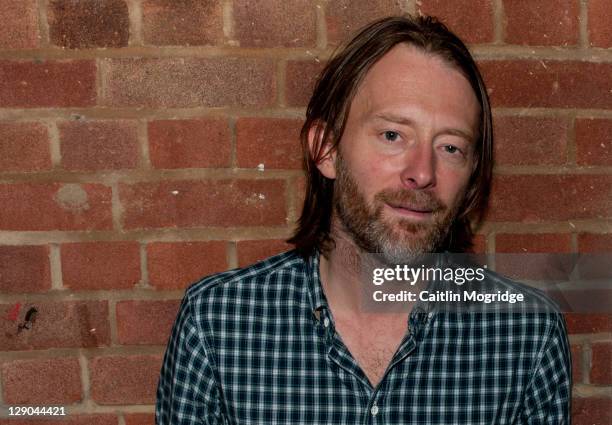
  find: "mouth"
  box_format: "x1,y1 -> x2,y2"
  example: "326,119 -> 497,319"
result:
385,202 -> 435,220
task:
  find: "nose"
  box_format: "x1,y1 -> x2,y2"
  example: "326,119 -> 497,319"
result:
399,141 -> 436,190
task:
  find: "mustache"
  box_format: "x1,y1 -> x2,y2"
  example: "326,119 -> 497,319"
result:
375,189 -> 446,212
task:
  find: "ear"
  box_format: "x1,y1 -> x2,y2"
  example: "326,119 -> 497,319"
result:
307,121 -> 337,179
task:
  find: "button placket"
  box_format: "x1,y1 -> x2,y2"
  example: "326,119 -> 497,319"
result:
370,402 -> 379,416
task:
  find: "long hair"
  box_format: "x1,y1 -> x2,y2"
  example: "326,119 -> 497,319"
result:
287,15 -> 494,257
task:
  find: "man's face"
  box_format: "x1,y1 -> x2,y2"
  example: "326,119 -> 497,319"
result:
320,44 -> 480,263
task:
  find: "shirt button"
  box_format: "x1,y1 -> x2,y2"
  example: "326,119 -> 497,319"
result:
370,404 -> 379,416
323,317 -> 330,328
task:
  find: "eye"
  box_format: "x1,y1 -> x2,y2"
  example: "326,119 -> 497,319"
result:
382,131 -> 400,142
443,145 -> 461,154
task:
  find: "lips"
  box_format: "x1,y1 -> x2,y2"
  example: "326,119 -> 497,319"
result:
385,200 -> 436,214
377,189 -> 445,220
388,203 -> 434,213
385,203 -> 437,222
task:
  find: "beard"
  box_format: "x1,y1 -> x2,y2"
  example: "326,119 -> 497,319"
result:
332,152 -> 464,265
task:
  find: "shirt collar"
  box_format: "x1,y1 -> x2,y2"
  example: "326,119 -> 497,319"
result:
306,250 -> 329,319
305,249 -> 458,323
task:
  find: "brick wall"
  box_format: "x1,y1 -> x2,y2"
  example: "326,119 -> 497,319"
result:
0,1 -> 610,424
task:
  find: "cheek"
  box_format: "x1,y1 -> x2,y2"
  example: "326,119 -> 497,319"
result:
353,158 -> 396,196
436,167 -> 471,204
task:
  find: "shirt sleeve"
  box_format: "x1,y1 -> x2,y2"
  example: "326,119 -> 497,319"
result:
520,313 -> 572,424
156,295 -> 226,425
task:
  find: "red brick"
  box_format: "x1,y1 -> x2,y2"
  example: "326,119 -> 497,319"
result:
61,242 -> 141,290
571,344 -> 582,383
503,0 -> 579,46
233,0 -> 316,47
101,58 -> 275,108
495,234 -> 572,253
486,175 -> 611,222
0,183 -> 113,231
590,342 -> 612,384
588,0 -> 612,48
575,118 -> 612,166
147,241 -> 228,290
0,415 -> 118,425
285,60 -> 325,107
124,414 -> 154,425
418,0 -> 494,44
0,122 -> 51,172
493,116 -> 568,166
0,245 -> 51,293
237,239 -> 292,267
480,60 -> 612,109
90,355 -> 162,405
1,358 -> 81,404
48,0 -> 129,48
148,118 -> 231,169
0,0 -> 39,49
59,120 -> 139,171
116,299 -> 180,345
0,301 -> 110,351
326,0 -> 404,45
236,118 -> 302,169
565,313 -> 612,334
119,179 -> 287,229
0,60 -> 96,108
572,398 -> 612,425
578,233 -> 612,253
142,0 -> 223,46
494,234 -> 572,281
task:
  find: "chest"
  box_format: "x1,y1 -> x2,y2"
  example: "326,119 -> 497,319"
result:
334,316 -> 409,387
217,314 -> 538,424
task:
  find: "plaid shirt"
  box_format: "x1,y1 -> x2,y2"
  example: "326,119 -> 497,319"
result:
156,250 -> 571,424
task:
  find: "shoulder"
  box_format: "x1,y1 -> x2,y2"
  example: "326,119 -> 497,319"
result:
182,249 -> 309,315
464,266 -> 569,345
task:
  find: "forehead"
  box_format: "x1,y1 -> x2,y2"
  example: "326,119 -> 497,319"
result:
350,44 -> 480,131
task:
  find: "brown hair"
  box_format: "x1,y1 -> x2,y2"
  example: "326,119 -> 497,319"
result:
287,15 -> 494,257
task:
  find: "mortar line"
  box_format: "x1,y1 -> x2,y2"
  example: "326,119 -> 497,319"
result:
583,342 -> 592,384
47,119 -> 61,168
49,243 -> 63,290
96,58 -> 106,106
227,241 -> 238,269
0,43 -> 611,61
492,0 -> 505,44
222,0 -> 237,47
139,119 -> 151,169
578,0 -> 589,49
314,0 -> 327,49
139,242 -> 151,288
36,0 -> 50,47
404,0 -> 416,15
127,0 -> 144,46
78,352 -> 91,404
111,182 -> 124,232
276,60 -> 287,107
109,299 -> 118,346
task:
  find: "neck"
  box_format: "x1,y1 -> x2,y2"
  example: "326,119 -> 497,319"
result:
319,228 -> 365,315
318,219 -> 419,320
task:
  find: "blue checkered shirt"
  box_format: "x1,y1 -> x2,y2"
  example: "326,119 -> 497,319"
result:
156,250 -> 571,424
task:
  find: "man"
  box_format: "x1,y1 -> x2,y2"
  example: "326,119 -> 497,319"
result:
156,15 -> 571,424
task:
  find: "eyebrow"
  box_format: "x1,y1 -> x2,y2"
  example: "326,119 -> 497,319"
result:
371,112 -> 475,143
